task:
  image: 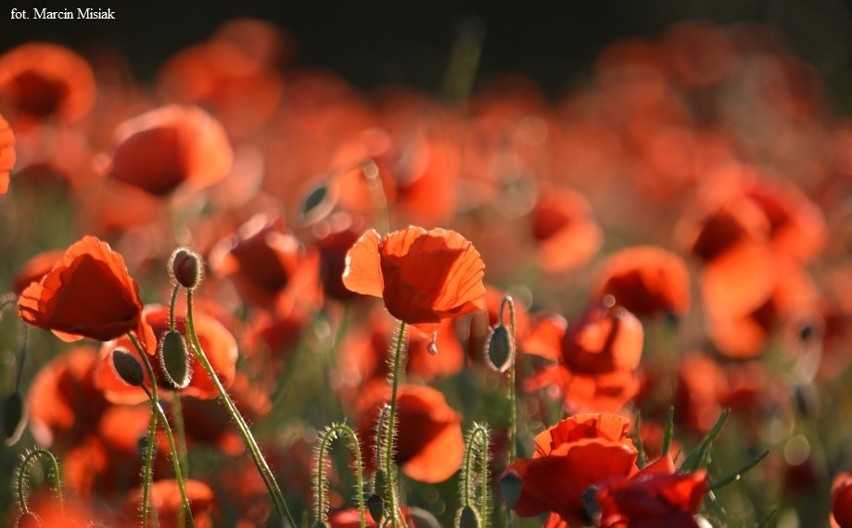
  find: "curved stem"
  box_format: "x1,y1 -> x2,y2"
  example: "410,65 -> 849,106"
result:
16,447 -> 63,516
134,346 -> 196,528
184,289 -> 296,527
383,321 -> 407,528
315,423 -> 366,528
461,423 -> 490,526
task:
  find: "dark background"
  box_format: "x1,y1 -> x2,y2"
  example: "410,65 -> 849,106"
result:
3,0 -> 852,109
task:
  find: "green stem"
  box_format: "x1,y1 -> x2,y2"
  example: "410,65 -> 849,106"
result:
130,333 -> 158,528
461,423 -> 491,527
171,394 -> 189,477
184,289 -> 296,527
500,296 -> 517,465
314,423 -> 367,528
131,333 -> 196,528
168,283 -> 180,332
383,321 -> 408,528
16,446 -> 63,516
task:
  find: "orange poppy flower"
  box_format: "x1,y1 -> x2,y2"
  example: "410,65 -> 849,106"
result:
832,472 -> 852,528
17,236 -> 143,342
501,413 -> 638,526
342,226 -> 486,333
531,187 -> 603,273
0,43 -> 95,123
95,304 -> 238,404
123,479 -> 215,528
208,212 -> 323,313
109,104 -> 233,196
593,246 -> 690,319
595,454 -> 708,527
0,113 -> 14,195
359,384 -> 464,483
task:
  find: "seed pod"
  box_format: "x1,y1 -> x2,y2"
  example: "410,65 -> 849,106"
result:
111,348 -> 144,387
160,331 -> 191,389
484,324 -> 514,373
169,248 -> 203,289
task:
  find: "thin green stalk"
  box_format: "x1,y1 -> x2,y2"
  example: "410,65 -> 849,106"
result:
130,333 -> 158,528
132,345 -> 195,528
500,296 -> 517,464
460,423 -> 491,527
168,284 -> 180,332
184,289 -> 296,527
314,423 -> 366,528
16,446 -> 63,516
170,395 -> 189,477
383,321 -> 408,528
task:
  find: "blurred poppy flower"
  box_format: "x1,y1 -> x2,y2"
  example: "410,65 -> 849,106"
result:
109,104 -> 233,196
17,235 -> 143,342
328,506 -> 415,528
343,226 -> 486,333
95,304 -> 238,404
123,479 -> 215,528
531,186 -> 603,273
594,246 -> 690,319
523,301 -> 644,412
0,42 -> 95,124
209,212 -> 323,313
359,384 -> 464,483
311,212 -> 369,301
595,454 -> 708,527
12,249 -> 63,295
675,354 -> 725,434
501,413 -> 638,525
832,472 -> 852,528
0,113 -> 14,195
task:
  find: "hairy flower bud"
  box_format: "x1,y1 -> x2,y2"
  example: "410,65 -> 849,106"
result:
160,330 -> 191,390
485,324 -> 514,373
169,248 -> 203,289
455,505 -> 481,528
111,348 -> 144,387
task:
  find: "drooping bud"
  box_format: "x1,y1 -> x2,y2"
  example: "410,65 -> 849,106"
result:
299,178 -> 337,226
169,248 -> 203,289
455,505 -> 481,528
484,324 -> 514,373
1,391 -> 26,446
366,493 -> 384,525
159,331 -> 191,390
111,348 -> 144,387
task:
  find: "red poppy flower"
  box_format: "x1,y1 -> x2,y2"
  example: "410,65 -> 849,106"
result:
594,246 -> 690,318
359,384 -> 464,483
0,43 -> 95,123
343,226 -> 486,333
502,413 -> 638,525
17,236 -> 144,342
0,113 -> 14,195
95,304 -> 238,404
209,212 -> 323,313
832,472 -> 852,528
123,479 -> 215,528
531,186 -> 603,273
523,302 -> 644,412
109,104 -> 233,196
595,455 -> 708,528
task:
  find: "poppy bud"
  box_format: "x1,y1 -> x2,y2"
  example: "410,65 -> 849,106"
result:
499,470 -> 522,508
299,179 -> 336,226
366,493 -> 384,525
169,248 -> 203,289
455,505 -> 481,528
484,324 -> 514,373
111,348 -> 144,387
160,331 -> 191,390
582,485 -> 601,523
1,391 -> 26,446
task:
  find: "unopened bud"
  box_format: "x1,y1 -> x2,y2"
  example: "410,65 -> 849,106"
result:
160,331 -> 191,390
366,493 -> 384,525
1,391 -> 26,446
455,505 -> 481,528
111,348 -> 144,387
169,248 -> 203,289
485,324 -> 514,373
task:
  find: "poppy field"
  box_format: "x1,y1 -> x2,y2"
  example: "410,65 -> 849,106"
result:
2,14 -> 852,528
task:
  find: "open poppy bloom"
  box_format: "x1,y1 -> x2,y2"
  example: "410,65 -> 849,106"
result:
0,42 -> 95,124
342,226 -> 486,333
358,384 -> 464,483
531,186 -> 603,273
595,454 -> 708,527
17,236 -> 144,342
109,104 -> 233,196
0,113 -> 14,195
95,304 -> 238,404
501,413 -> 638,526
593,246 -> 691,319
